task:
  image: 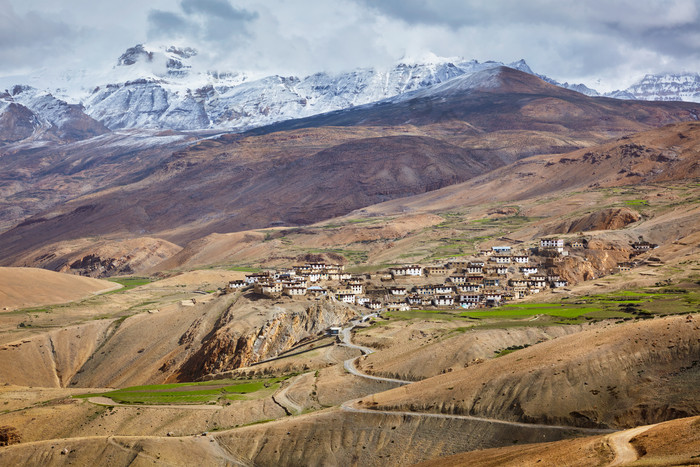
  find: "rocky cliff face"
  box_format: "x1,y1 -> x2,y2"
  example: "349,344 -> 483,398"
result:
0,86 -> 109,143
548,208 -> 641,234
175,298 -> 357,380
552,239 -> 633,284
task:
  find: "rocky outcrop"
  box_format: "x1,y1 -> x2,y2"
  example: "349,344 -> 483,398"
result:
10,237 -> 183,278
551,239 -> 633,284
175,299 -> 357,380
548,208 -> 641,234
0,426 -> 20,446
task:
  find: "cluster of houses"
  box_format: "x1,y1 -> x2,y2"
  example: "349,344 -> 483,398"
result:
226,237 -> 600,311
615,240 -> 658,273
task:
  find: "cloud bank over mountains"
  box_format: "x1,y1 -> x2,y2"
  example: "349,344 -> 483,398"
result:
1,0 -> 700,92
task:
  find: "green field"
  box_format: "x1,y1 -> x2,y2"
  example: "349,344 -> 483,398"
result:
106,277 -> 154,293
383,282 -> 699,327
623,199 -> 649,206
77,376 -> 292,405
226,266 -> 263,273
461,305 -> 603,319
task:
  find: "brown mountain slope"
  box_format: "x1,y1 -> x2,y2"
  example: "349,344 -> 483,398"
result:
548,207 -> 641,234
0,133 -> 491,265
0,130 -> 198,234
0,103 -> 39,143
361,120 -> 700,216
359,315 -> 700,430
9,237 -> 182,278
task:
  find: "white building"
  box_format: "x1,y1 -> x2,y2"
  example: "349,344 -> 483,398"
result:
520,266 -> 538,276
390,265 -> 423,277
540,238 -> 564,248
460,294 -> 481,303
336,291 -> 356,304
283,285 -> 307,297
433,295 -> 454,307
493,256 -> 512,264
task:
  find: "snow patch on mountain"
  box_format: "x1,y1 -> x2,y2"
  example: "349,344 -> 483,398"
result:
615,73 -> 700,103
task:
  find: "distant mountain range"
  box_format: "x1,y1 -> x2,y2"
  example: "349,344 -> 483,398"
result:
1,44 -> 699,141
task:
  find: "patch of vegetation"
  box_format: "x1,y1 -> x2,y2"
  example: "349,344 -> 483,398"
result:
106,277 -> 153,293
75,376 -> 292,405
386,310 -> 468,321
304,248 -> 368,264
495,344 -> 531,357
623,199 -> 649,206
461,306 -> 602,319
227,266 -> 262,273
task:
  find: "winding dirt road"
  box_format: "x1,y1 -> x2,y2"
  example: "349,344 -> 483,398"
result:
272,374 -> 304,415
340,319 -> 413,385
339,318 -> 613,436
607,425 -> 655,466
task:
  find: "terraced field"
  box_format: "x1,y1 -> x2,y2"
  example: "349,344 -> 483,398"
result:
77,376 -> 294,405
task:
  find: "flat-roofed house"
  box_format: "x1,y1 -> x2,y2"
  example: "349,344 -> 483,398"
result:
390,265 -> 423,277
520,266 -> 538,276
448,275 -> 467,284
336,292 -> 356,304
492,255 -> 512,264
283,284 -> 307,297
433,295 -> 454,307
434,285 -> 454,294
425,266 -> 449,276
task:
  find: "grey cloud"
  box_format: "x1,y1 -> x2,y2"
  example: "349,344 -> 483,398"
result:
181,0 -> 257,22
147,0 -> 257,43
147,10 -> 192,39
0,1 -> 79,68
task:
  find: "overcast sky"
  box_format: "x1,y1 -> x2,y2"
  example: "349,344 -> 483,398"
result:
2,0 -> 700,92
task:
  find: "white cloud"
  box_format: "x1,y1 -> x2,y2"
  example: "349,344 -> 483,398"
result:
2,0 -> 700,93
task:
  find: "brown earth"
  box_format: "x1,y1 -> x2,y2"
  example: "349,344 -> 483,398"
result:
360,315 -> 700,430
0,267 -> 119,311
418,415 -> 700,467
353,322 -> 612,382
360,121 -> 700,218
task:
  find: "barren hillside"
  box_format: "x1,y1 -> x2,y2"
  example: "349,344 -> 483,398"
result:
0,267 -> 118,310
360,315 -> 700,429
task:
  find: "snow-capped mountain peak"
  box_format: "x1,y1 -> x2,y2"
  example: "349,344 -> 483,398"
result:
79,47 -> 551,132
615,72 -> 700,102
5,44 -> 699,137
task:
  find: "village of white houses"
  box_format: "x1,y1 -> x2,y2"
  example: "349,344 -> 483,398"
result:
227,236 -> 658,314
